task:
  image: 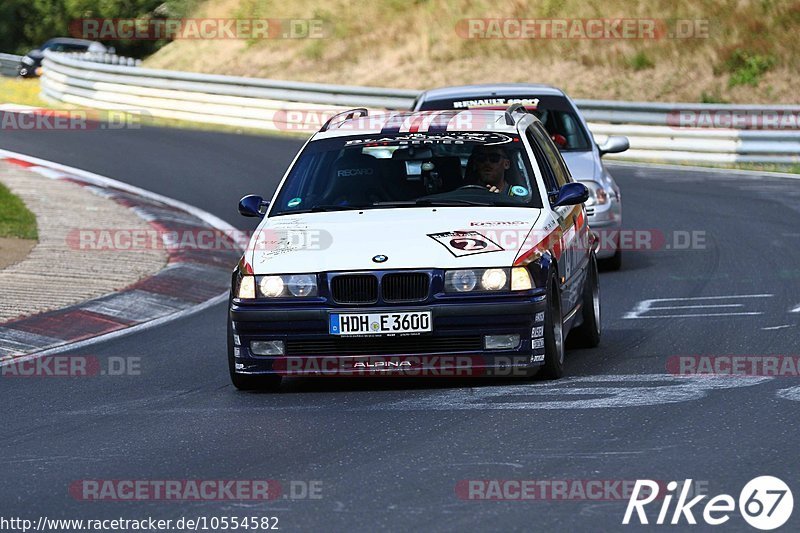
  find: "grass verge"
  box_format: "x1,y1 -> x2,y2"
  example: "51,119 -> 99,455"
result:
0,77 -> 47,107
0,181 -> 38,240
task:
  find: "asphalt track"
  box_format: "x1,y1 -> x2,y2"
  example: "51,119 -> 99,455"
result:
1,125 -> 799,532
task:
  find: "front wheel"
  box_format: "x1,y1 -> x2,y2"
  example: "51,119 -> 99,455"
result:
539,271 -> 565,379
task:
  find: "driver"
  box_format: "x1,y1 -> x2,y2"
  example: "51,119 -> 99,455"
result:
467,145 -> 511,194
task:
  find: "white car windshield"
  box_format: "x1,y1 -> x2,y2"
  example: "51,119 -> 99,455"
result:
270,133 -> 543,216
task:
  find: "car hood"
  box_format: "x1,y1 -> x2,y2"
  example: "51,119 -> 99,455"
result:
562,150 -> 601,183
247,207 -> 543,274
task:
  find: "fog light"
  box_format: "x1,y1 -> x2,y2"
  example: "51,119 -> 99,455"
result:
250,340 -> 285,355
484,334 -> 520,350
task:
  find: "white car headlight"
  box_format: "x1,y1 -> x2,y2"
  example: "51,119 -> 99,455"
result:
287,274 -> 316,297
584,181 -> 609,206
236,275 -> 256,299
445,269 -> 478,292
510,267 -> 533,290
481,268 -> 508,291
236,274 -> 318,299
444,268 -> 529,293
21,56 -> 35,66
259,276 -> 285,298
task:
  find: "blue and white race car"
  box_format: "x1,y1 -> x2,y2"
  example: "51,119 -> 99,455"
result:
228,107 -> 601,390
413,84 -> 628,269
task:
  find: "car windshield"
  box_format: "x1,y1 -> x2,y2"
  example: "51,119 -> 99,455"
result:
416,95 -> 592,151
42,41 -> 90,52
270,132 -> 543,216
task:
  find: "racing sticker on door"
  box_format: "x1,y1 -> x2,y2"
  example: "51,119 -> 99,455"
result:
427,230 -> 504,257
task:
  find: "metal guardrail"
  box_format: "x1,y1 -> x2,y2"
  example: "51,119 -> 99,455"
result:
39,51 -> 800,164
66,51 -> 142,67
0,53 -> 22,77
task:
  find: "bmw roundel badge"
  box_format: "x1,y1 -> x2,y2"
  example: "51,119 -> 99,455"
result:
372,254 -> 388,263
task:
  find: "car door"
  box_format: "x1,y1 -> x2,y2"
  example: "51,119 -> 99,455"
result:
527,123 -> 588,314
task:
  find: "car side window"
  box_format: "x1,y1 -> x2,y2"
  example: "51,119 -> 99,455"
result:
530,123 -> 572,187
525,129 -> 558,193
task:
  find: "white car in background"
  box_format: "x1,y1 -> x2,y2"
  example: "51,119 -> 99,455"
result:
413,84 -> 629,270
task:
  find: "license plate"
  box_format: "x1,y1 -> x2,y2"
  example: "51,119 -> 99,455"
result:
329,311 -> 432,336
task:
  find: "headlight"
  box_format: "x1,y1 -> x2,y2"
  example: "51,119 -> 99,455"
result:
481,268 -> 508,291
236,274 -> 318,299
236,275 -> 256,299
444,268 -> 530,293
21,56 -> 35,66
259,276 -> 285,298
584,181 -> 608,206
287,274 -> 316,297
510,267 -> 532,290
445,269 -> 478,292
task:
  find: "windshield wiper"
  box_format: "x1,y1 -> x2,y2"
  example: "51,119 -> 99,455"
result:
372,199 -> 496,208
284,204 -> 369,214
415,198 -> 496,207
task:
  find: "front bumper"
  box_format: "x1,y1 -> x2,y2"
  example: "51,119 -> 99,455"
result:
230,296 -> 547,378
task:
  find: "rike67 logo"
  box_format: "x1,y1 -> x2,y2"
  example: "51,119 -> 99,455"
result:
623,476 -> 793,530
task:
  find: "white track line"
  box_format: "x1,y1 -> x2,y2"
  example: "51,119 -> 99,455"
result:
606,160 -> 800,181
0,148 -> 241,366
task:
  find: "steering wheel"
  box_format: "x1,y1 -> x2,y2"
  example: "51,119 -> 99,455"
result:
457,185 -> 488,191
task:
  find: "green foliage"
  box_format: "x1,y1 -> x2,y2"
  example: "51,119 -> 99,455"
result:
302,40 -> 325,61
722,49 -> 776,87
0,0 -> 188,58
699,90 -> 728,104
0,182 -> 37,240
627,51 -> 655,71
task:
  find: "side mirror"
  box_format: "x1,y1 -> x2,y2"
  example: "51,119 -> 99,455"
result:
598,136 -> 629,156
238,195 -> 268,218
553,183 -> 589,207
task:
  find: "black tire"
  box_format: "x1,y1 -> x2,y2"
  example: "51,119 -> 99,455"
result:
539,270 -> 565,380
569,253 -> 602,348
227,321 -> 281,392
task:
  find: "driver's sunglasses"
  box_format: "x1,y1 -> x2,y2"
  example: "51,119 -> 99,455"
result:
474,152 -> 506,163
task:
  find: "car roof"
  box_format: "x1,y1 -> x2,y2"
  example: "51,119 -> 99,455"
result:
417,84 -> 567,101
312,110 -> 528,139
